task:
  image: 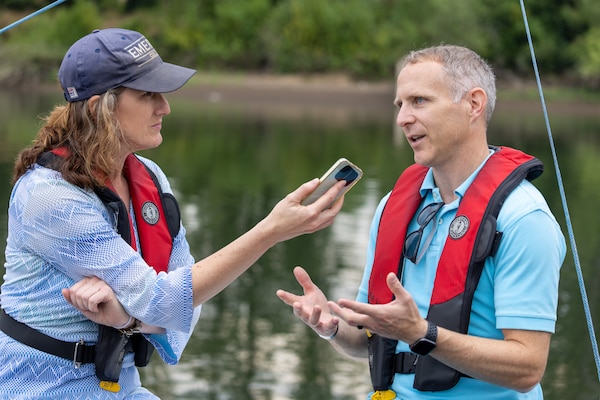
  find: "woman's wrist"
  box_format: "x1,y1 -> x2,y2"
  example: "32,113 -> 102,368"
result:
255,217 -> 280,245
113,315 -> 134,330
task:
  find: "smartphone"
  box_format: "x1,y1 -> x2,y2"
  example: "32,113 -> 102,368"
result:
301,158 -> 363,206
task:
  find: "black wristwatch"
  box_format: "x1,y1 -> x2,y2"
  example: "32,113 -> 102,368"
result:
409,320 -> 438,356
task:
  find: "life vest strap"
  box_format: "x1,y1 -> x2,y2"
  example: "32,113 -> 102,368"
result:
394,352 -> 417,374
0,309 -> 97,367
394,351 -> 472,378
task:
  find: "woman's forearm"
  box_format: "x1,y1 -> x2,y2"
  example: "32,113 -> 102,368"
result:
190,218 -> 277,306
190,179 -> 344,307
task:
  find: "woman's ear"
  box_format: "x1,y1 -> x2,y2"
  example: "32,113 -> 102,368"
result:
87,95 -> 101,116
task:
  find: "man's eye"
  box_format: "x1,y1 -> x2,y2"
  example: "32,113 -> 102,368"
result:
414,97 -> 425,104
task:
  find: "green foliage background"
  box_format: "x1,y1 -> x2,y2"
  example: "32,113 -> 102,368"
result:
1,0 -> 600,87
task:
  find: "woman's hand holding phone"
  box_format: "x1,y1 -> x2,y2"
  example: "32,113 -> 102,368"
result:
301,158 -> 363,208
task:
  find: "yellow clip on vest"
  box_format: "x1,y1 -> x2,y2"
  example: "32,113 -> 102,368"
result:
370,389 -> 396,400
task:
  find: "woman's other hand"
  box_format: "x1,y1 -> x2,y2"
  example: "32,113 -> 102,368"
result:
62,276 -> 131,328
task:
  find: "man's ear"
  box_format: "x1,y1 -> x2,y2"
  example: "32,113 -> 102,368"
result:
467,87 -> 487,122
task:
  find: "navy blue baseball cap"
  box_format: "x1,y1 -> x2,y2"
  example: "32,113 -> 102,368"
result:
58,28 -> 196,102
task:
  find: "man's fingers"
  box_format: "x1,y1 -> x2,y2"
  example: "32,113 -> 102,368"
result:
306,304 -> 323,326
276,266 -> 312,305
328,299 -> 372,329
276,289 -> 299,306
386,272 -> 409,299
293,266 -> 314,289
334,298 -> 371,314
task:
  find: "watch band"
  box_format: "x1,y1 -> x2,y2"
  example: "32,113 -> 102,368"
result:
424,320 -> 438,342
409,320 -> 438,356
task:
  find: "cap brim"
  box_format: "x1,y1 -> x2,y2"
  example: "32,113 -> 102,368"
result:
122,62 -> 196,93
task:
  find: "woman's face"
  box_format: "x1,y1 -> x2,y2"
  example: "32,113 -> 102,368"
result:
114,88 -> 171,154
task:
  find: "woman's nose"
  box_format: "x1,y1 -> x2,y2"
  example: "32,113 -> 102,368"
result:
156,93 -> 171,116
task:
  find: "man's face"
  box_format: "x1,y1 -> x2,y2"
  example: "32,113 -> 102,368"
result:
394,61 -> 473,169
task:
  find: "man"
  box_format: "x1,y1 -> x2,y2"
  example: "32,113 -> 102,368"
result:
276,45 -> 566,399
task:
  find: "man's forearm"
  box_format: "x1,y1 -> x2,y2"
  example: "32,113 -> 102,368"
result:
328,322 -> 370,359
431,328 -> 551,392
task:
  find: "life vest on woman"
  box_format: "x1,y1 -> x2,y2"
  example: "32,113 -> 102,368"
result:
44,148 -> 181,272
42,148 -> 181,272
37,149 -> 182,371
367,146 -> 543,392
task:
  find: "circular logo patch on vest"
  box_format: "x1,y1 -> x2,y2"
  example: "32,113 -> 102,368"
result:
142,201 -> 160,225
449,215 -> 469,239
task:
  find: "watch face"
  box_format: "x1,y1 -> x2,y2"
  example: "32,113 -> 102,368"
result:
410,338 -> 436,356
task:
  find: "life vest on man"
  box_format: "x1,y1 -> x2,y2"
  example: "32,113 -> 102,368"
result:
367,146 -> 543,392
38,149 -> 182,369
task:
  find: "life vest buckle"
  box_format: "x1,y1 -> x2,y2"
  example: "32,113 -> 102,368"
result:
370,389 -> 396,400
73,338 -> 85,368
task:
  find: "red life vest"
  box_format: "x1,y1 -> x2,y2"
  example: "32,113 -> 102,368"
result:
45,149 -> 180,274
367,146 -> 543,391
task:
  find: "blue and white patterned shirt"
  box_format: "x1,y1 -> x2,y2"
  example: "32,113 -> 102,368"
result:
0,155 -> 201,399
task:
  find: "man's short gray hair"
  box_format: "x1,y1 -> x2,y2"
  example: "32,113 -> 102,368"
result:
398,45 -> 496,124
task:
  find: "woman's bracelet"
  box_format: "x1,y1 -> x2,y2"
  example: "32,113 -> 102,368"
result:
113,315 -> 134,330
318,324 -> 339,341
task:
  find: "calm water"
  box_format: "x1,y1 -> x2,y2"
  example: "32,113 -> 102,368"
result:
0,87 -> 599,400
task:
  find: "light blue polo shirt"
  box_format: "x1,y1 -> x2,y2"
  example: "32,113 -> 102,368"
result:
356,151 -> 566,399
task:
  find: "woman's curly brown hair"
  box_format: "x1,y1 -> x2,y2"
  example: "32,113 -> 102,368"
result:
13,88 -> 125,190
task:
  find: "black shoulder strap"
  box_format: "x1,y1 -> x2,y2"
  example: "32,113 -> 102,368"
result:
136,157 -> 181,240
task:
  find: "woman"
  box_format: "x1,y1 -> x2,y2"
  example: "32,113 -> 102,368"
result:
0,28 -> 344,399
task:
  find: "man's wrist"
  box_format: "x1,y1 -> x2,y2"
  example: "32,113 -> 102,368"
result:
408,319 -> 430,345
409,320 -> 438,356
318,325 -> 339,341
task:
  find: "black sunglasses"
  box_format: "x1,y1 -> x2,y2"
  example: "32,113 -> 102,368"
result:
402,202 -> 444,264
